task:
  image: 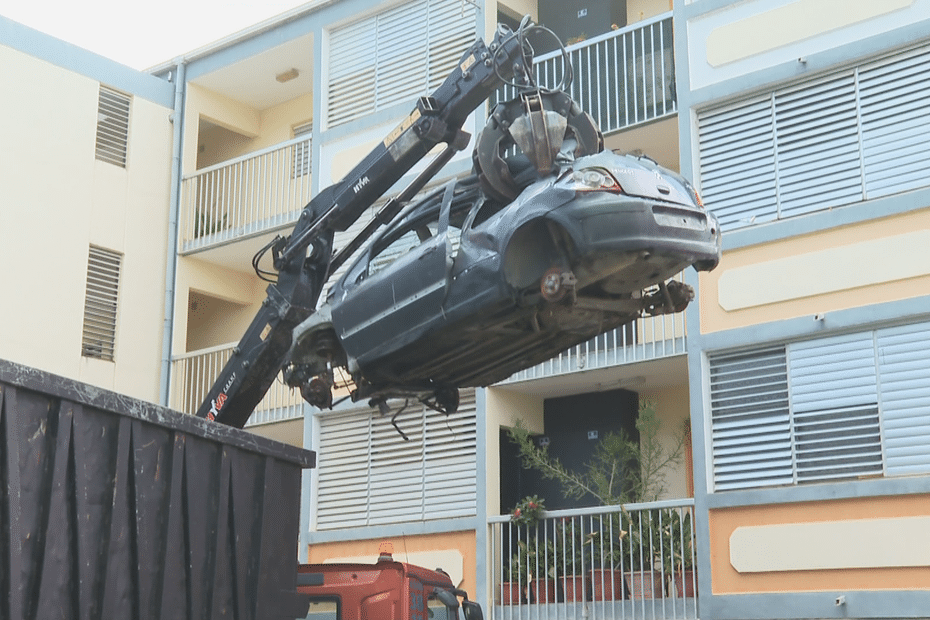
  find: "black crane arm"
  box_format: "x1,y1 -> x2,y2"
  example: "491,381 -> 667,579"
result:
194,23 -> 530,427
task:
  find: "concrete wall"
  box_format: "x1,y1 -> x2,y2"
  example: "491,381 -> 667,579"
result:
0,42 -> 173,402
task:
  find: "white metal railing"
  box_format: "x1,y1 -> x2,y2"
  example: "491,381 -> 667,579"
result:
489,500 -> 697,620
504,273 -> 687,383
493,13 -> 676,134
180,135 -> 312,251
170,342 -> 304,426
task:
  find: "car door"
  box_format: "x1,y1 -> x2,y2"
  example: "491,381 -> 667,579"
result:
332,194 -> 449,366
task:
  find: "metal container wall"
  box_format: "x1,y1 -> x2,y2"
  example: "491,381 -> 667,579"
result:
0,359 -> 315,620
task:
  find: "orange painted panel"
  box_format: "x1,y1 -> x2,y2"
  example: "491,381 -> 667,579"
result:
708,495 -> 930,594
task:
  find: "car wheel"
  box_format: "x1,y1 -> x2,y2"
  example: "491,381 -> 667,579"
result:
540,267 -> 577,302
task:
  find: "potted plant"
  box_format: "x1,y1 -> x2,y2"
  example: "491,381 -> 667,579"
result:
507,400 -> 684,601
659,508 -> 696,598
500,496 -> 556,604
552,518 -> 586,602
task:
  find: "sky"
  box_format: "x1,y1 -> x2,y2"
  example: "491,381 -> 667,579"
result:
1,0 -> 312,70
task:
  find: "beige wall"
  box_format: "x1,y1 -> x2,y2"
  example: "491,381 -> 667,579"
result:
0,45 -> 172,402
485,388 -> 544,516
173,256 -> 266,353
700,208 -> 930,334
639,386 -> 691,500
627,0 -> 672,24
184,84 -> 313,173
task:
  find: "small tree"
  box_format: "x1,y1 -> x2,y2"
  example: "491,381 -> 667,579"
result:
506,399 -> 683,506
506,400 -> 686,574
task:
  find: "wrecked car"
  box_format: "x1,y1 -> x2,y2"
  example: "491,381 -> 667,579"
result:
287,92 -> 721,413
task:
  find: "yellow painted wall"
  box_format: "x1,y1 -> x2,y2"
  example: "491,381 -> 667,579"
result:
709,495 -> 930,594
306,530 -> 479,595
639,386 -> 691,500
184,84 -> 313,173
627,0 -> 672,24
0,45 -> 172,402
485,388 -> 544,515
173,256 -> 266,354
700,208 -> 930,334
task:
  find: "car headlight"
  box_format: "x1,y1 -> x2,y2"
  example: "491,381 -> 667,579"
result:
568,168 -> 624,193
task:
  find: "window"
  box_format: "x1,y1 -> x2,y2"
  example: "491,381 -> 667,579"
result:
292,121 -> 313,178
81,246 -> 122,361
709,322 -> 930,491
326,0 -> 476,128
314,392 -> 477,529
698,43 -> 930,231
95,85 -> 131,167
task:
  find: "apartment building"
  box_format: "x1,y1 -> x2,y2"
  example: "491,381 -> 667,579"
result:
4,0 -> 928,617
680,1 -> 930,618
0,16 -> 175,403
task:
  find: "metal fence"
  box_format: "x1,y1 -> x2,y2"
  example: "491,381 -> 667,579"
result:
493,13 -> 676,135
180,134 -> 312,251
170,342 -> 304,426
489,500 -> 697,620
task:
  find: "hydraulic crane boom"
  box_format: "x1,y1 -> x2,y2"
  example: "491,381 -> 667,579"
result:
195,23 -> 530,427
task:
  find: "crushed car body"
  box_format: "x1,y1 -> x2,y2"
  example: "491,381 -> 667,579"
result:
286,91 -> 721,413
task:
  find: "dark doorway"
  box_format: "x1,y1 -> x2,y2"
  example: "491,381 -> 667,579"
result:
500,388 -> 638,514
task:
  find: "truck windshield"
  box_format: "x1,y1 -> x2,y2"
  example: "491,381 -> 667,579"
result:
427,598 -> 457,620
305,597 -> 339,619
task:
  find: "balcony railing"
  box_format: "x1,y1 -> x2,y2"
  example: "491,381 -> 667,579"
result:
179,135 -> 312,252
493,13 -> 676,135
503,273 -> 687,384
489,500 -> 697,620
170,342 -> 304,426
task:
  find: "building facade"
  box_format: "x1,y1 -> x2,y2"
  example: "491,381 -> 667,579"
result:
3,0 -> 930,617
680,0 -> 930,618
0,16 -> 175,403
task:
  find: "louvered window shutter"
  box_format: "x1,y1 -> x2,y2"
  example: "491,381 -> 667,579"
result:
426,0 -> 477,92
424,391 -> 477,519
773,73 -> 863,219
698,42 -> 930,232
698,96 -> 778,230
787,334 -> 883,483
327,0 -> 475,128
859,46 -> 930,199
95,86 -> 130,167
876,321 -> 930,476
81,246 -> 122,361
369,408 -> 426,524
315,393 -> 477,529
709,347 -> 792,491
375,1 -> 429,109
316,409 -> 372,529
327,18 -> 377,127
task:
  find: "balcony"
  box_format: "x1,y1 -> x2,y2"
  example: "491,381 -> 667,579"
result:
170,342 -> 304,426
488,500 -> 698,620
494,12 -> 676,135
503,273 -> 688,384
179,134 -> 312,253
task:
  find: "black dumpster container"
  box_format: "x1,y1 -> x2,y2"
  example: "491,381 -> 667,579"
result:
0,359 -> 315,620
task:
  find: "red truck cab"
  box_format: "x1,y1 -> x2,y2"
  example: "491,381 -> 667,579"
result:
297,545 -> 482,620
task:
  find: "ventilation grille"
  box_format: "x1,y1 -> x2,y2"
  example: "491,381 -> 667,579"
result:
81,246 -> 122,361
95,86 -> 130,167
292,121 -> 313,178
